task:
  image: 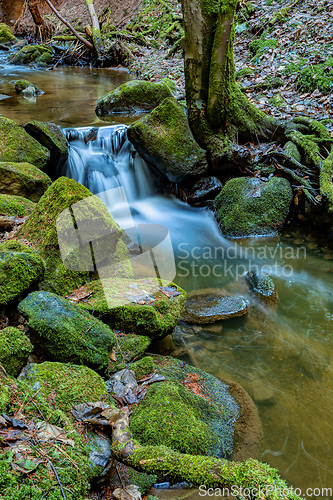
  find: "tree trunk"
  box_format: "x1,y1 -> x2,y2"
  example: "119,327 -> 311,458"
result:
28,0 -> 53,39
85,0 -> 104,63
181,0 -> 283,162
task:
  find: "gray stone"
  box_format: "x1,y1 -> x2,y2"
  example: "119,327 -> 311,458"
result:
182,294 -> 248,324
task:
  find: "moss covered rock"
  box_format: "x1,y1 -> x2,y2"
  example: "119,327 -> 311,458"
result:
12,79 -> 43,95
0,327 -> 33,377
19,361 -> 111,412
0,23 -> 16,43
214,177 -> 293,238
0,162 -> 52,202
24,120 -> 69,170
79,278 -> 186,339
10,44 -> 52,66
0,117 -> 50,170
245,270 -> 277,302
107,333 -> 151,375
128,97 -> 208,182
0,194 -> 35,217
16,177 -> 126,294
95,78 -> 175,116
0,241 -> 45,305
130,356 -> 155,380
18,291 -> 116,371
130,356 -> 239,458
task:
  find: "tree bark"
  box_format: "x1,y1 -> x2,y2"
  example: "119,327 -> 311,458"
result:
28,0 -> 53,39
85,0 -> 105,63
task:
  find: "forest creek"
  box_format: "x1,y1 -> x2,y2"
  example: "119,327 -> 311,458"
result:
0,0 -> 333,499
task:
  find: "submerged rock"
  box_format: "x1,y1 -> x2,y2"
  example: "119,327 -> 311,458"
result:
214,176 -> 293,238
130,355 -> 239,458
0,161 -> 52,201
18,292 -> 117,371
12,79 -> 43,95
80,278 -> 186,339
10,44 -> 52,66
0,117 -> 50,169
128,97 -> 208,183
0,23 -> 16,43
16,177 -> 126,295
95,78 -> 175,116
0,327 -> 33,377
0,241 -> 45,305
24,120 -> 69,170
182,293 -> 248,324
245,270 -> 278,302
0,194 -> 35,217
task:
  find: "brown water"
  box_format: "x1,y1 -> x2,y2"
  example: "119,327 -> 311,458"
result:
1,52 -> 333,498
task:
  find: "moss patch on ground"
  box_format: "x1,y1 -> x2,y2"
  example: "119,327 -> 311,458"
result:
0,161 -> 52,202
18,291 -> 116,372
0,327 -> 33,377
0,240 -> 45,306
214,176 -> 293,237
0,194 -> 35,217
79,278 -> 186,339
128,97 -> 208,182
0,117 -> 50,170
297,57 -> 333,92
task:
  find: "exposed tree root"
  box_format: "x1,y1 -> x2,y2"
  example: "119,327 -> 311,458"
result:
320,149 -> 333,211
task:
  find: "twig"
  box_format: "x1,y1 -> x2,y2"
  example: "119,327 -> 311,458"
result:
34,447 -> 67,500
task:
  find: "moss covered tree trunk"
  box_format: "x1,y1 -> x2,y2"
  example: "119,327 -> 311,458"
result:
181,0 -> 283,164
85,0 -> 104,63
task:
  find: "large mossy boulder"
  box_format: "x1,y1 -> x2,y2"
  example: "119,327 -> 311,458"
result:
0,327 -> 33,377
16,177 -> 127,295
19,361 -> 112,412
0,241 -> 45,305
24,120 -> 69,170
95,78 -> 175,116
79,278 -> 186,339
130,356 -> 239,458
0,23 -> 16,43
0,162 -> 52,202
128,97 -> 208,182
214,177 -> 293,238
0,194 -> 35,217
18,291 -> 116,371
0,117 -> 50,169
10,44 -> 52,66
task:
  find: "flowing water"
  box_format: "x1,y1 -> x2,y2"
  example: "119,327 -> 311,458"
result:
1,54 -> 333,497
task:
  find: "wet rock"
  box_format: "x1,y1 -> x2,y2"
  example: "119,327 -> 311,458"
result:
0,116 -> 50,169
0,161 -> 52,201
128,98 -> 208,183
214,177 -> 293,238
18,292 -> 116,371
0,216 -> 14,231
24,120 -> 69,170
182,293 -> 248,324
88,432 -> 112,477
188,176 -> 223,206
113,485 -> 142,500
0,240 -> 45,305
0,327 -> 33,377
12,79 -> 43,95
95,78 -> 175,116
245,270 -> 278,302
249,381 -> 277,406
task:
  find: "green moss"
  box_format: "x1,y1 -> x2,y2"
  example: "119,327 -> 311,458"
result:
130,356 -> 155,380
0,194 -> 35,217
130,381 -> 224,456
16,177 -> 124,295
24,121 -> 69,163
320,150 -> 333,211
0,117 -> 50,170
125,466 -> 157,494
95,78 -> 175,116
79,278 -> 186,339
285,129 -> 323,168
249,38 -> 278,58
20,361 -> 112,412
214,177 -> 293,238
235,67 -> 254,80
18,291 -> 116,372
13,80 -> 42,94
284,141 -> 302,163
10,44 -> 52,66
0,240 -> 45,305
0,161 -> 52,202
107,334 -> 151,375
297,58 -> 333,92
0,327 -> 33,377
0,23 -> 16,43
128,97 -> 208,182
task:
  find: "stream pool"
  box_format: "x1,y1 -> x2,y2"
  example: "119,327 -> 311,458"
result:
1,56 -> 333,497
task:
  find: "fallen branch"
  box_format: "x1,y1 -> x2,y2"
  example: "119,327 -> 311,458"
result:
44,0 -> 93,50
